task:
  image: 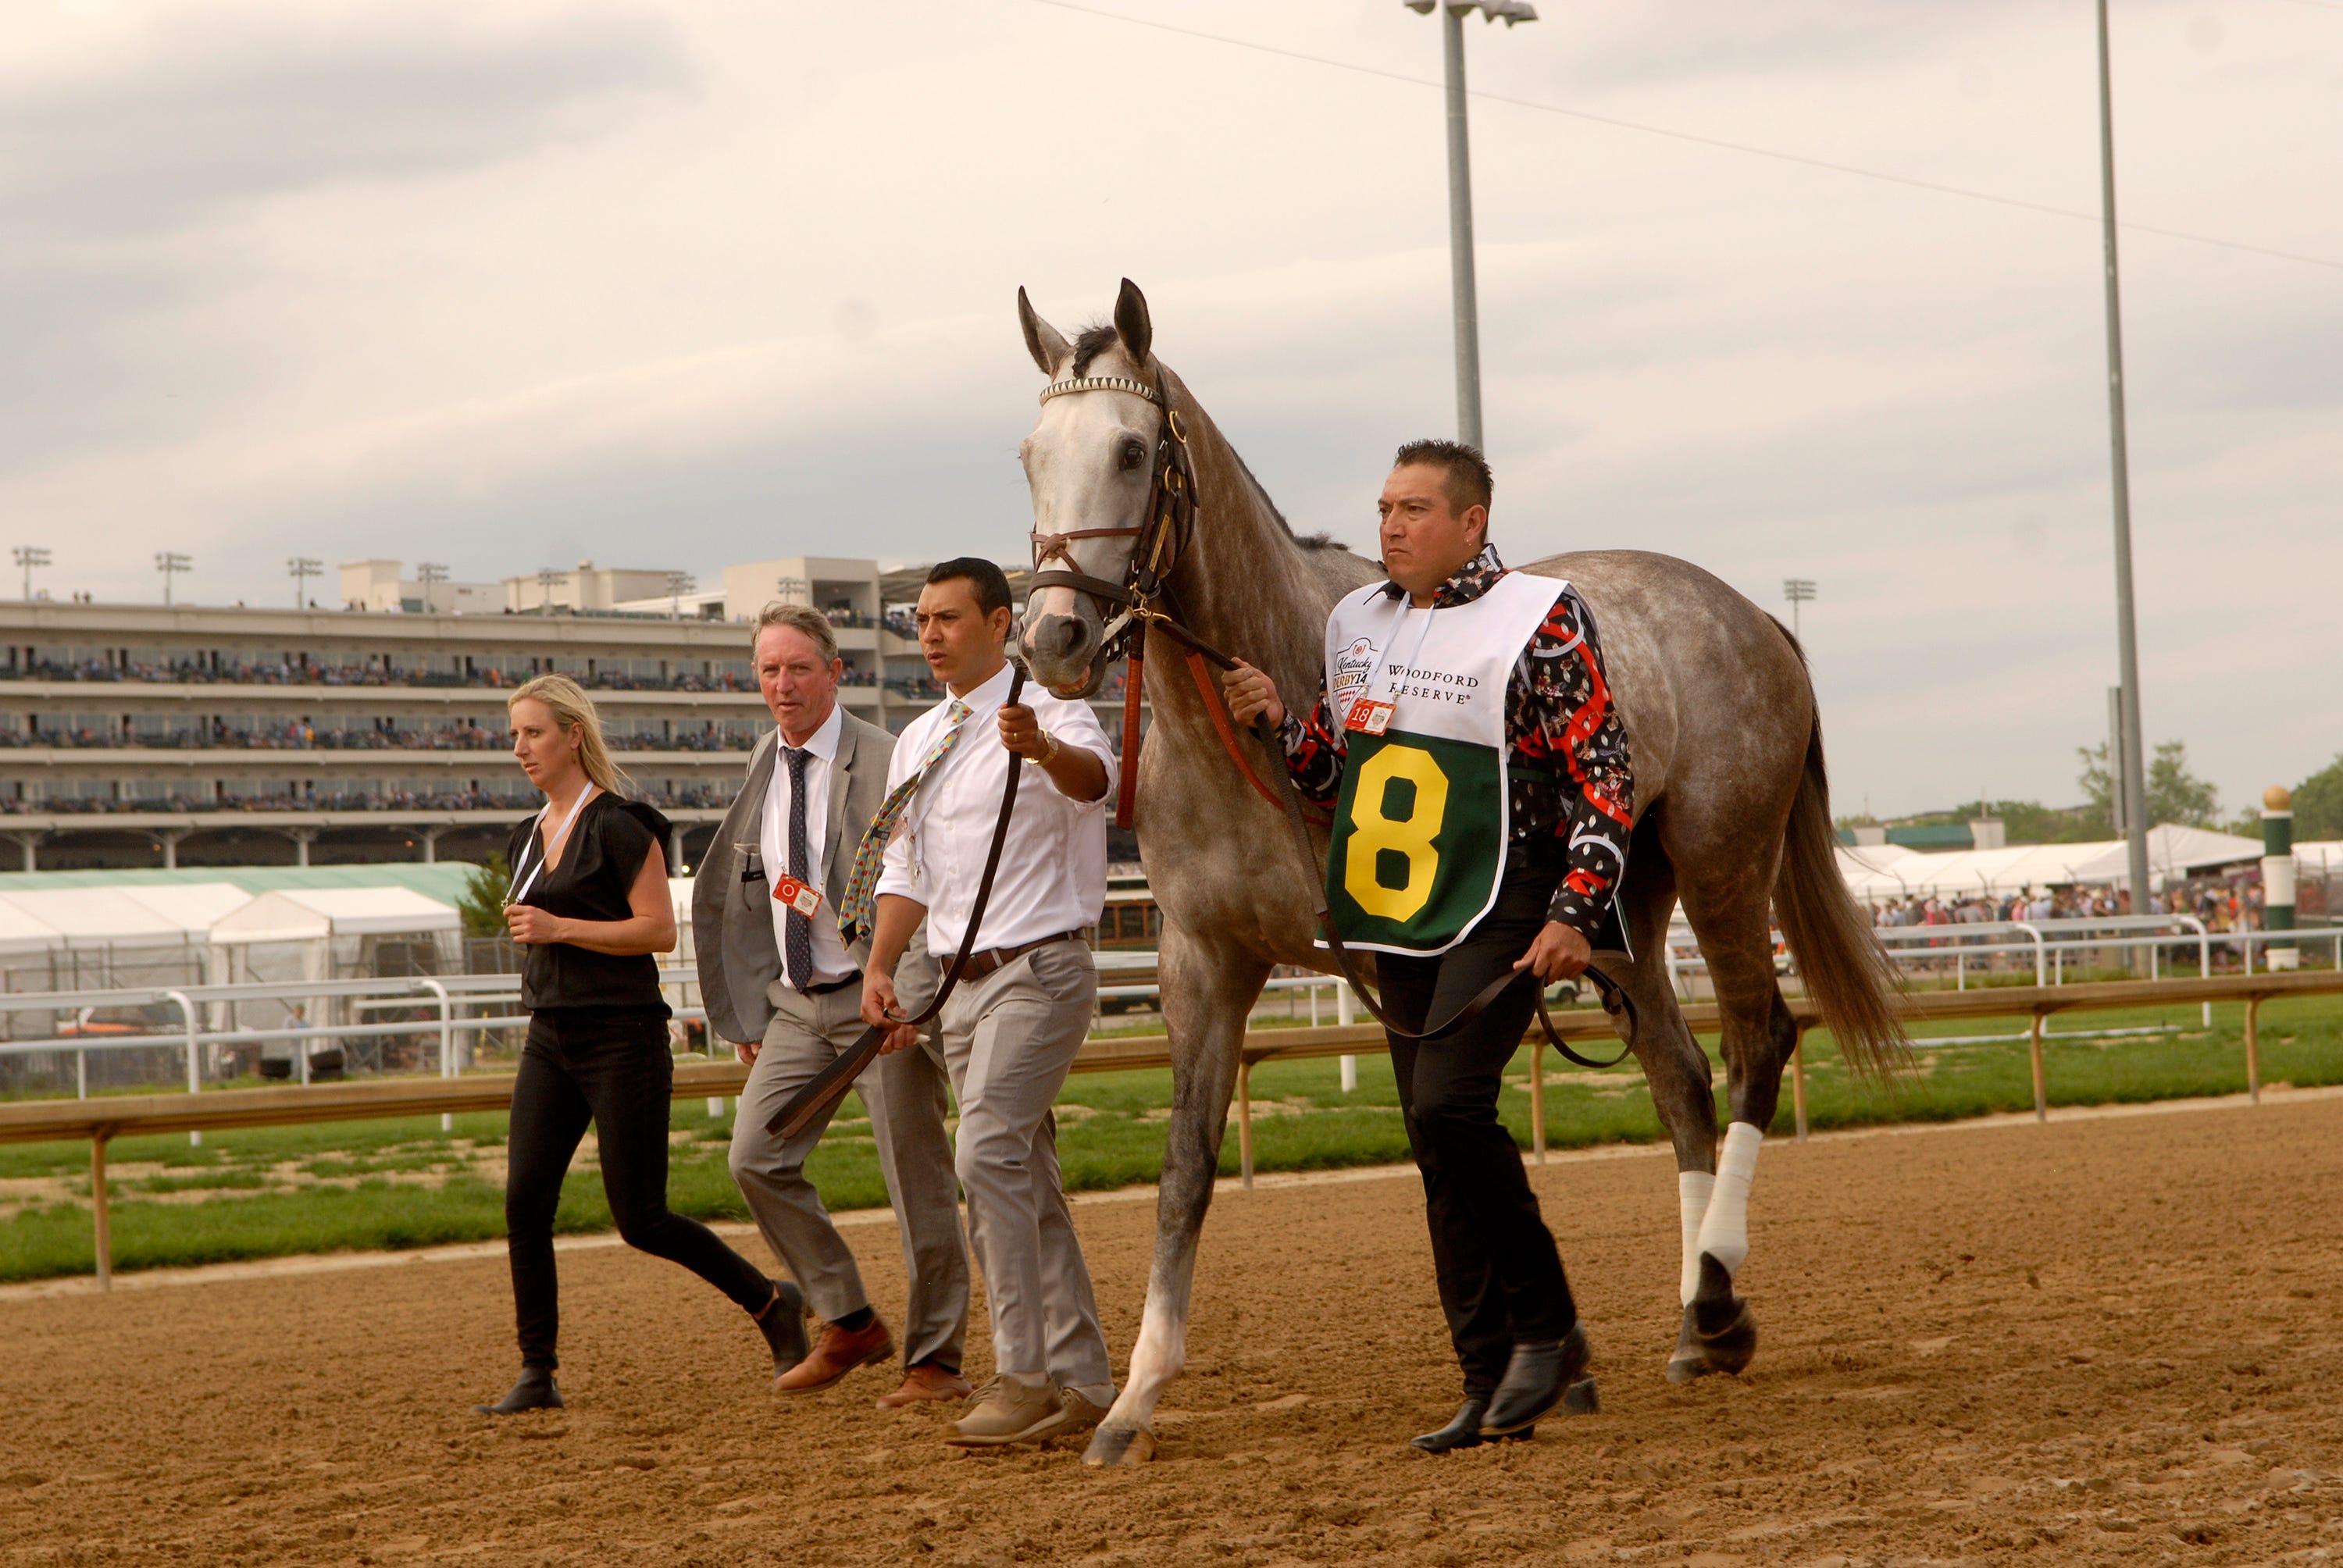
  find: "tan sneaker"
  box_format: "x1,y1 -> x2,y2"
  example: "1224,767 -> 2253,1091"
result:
945,1375 -> 1065,1448
1052,1388 -> 1108,1443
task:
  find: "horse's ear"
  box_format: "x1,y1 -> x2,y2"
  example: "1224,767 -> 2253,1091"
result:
1114,277 -> 1153,365
1018,287 -> 1070,376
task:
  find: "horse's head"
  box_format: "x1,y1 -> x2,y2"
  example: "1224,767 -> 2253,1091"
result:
1015,277 -> 1179,698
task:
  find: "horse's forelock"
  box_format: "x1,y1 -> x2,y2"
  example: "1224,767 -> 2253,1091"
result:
1069,323 -> 1125,378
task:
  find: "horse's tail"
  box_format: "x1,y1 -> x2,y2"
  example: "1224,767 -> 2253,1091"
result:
1771,630 -> 1909,1078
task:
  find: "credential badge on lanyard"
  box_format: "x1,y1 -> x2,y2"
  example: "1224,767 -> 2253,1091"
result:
505,785 -> 597,907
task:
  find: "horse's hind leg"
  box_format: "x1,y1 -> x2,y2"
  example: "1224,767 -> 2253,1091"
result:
1674,859 -> 1799,1380
1082,928 -> 1268,1468
1603,831 -> 1731,1381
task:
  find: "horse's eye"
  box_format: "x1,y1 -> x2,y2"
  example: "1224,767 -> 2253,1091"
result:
1118,437 -> 1147,471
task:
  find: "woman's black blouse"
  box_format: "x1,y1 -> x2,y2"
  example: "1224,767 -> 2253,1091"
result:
504,796 -> 674,1017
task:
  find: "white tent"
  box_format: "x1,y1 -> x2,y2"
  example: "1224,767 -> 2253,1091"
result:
209,887 -> 459,952
207,888 -> 462,1060
0,899 -> 60,959
0,884 -> 245,991
2066,825 -> 2265,889
2292,839 -> 2343,875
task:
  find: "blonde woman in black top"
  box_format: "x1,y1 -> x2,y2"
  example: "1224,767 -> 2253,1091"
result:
475,675 -> 806,1415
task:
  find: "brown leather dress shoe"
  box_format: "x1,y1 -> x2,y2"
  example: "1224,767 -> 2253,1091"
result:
775,1315 -> 896,1395
874,1363 -> 973,1409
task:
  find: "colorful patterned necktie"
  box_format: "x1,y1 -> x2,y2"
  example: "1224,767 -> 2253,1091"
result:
838,699 -> 971,944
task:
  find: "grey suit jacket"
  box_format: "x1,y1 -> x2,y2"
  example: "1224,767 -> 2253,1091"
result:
693,709 -> 940,1045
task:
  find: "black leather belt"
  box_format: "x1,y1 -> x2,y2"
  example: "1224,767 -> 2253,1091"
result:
802,971 -> 862,996
958,930 -> 1087,981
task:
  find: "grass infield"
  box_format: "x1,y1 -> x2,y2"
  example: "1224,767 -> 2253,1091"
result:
1,994 -> 2334,1284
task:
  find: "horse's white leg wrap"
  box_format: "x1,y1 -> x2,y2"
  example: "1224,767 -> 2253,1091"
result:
1692,1121 -> 1763,1280
1677,1171 -> 1715,1306
1103,1284 -> 1186,1430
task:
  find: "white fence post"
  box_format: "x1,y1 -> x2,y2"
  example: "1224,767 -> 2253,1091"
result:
166,989 -> 201,1147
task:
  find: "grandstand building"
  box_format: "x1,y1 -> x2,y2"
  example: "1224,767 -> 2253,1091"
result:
0,557 -> 954,872
2,554 -> 1138,873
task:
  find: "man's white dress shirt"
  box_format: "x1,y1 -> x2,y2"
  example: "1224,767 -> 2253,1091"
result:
875,661 -> 1112,955
760,704 -> 859,989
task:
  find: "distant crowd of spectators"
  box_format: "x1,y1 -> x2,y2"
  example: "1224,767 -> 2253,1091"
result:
0,657 -> 756,693
1871,888 -> 2132,928
0,720 -> 759,753
3,782 -> 737,816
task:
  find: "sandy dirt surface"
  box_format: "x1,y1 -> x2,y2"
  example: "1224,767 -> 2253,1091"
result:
4,1098 -> 2341,1566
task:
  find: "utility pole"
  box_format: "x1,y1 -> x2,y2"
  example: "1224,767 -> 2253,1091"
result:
14,546 -> 50,602
2095,0 -> 2152,920
1403,1 -> 1538,451
1782,578 -> 1817,643
287,555 -> 321,608
155,551 -> 191,606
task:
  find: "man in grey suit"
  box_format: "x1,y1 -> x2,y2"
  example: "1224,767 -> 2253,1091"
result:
694,602 -> 972,1409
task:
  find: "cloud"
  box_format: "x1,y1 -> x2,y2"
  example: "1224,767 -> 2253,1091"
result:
0,4 -> 694,240
0,0 -> 2334,821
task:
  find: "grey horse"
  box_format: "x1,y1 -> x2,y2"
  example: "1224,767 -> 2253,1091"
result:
1015,280 -> 1904,1467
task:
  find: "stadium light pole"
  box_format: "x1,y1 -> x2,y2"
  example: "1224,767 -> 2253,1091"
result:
287,555 -> 321,608
535,567 -> 563,612
1401,0 -> 1538,451
1782,578 -> 1816,643
2095,0 -> 2152,919
14,546 -> 51,602
155,551 -> 191,606
415,561 -> 448,614
665,570 -> 695,619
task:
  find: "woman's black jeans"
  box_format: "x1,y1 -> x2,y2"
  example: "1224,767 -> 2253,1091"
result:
505,1012 -> 770,1368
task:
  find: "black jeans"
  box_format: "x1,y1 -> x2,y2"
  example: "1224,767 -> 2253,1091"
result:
506,1011 -> 772,1369
1378,844 -> 1578,1396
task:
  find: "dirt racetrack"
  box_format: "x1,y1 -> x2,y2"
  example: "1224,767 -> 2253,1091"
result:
5,1095 -> 2342,1567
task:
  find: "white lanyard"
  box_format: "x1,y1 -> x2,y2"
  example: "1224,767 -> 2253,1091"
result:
505,784 -> 597,907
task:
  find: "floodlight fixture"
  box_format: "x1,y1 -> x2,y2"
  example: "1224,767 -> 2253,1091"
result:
1782,578 -> 1817,641
14,545 -> 51,602
1400,0 -> 1538,448
288,555 -> 322,608
155,551 -> 192,605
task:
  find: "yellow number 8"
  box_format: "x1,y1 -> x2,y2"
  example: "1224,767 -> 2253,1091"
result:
1343,744 -> 1447,921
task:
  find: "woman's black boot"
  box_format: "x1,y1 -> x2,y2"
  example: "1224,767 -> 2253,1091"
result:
474,1365 -> 563,1415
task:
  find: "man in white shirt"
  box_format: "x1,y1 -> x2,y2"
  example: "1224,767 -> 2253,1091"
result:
692,603 -> 970,1409
858,557 -> 1116,1449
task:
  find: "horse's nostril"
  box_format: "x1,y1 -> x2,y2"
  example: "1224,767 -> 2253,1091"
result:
1049,618 -> 1089,658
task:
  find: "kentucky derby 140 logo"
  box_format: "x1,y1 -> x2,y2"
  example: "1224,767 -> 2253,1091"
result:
1332,636 -> 1378,715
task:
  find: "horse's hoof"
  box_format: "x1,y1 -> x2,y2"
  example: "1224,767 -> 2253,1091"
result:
1665,1303 -> 1713,1384
1696,1300 -> 1759,1376
1082,1425 -> 1156,1468
1564,1377 -> 1599,1416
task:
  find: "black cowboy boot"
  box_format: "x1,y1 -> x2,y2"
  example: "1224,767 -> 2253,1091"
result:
1410,1395 -> 1492,1453
754,1278 -> 809,1379
1480,1322 -> 1591,1438
474,1365 -> 562,1415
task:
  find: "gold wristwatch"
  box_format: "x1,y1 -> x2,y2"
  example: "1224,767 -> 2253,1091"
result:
1035,729 -> 1061,766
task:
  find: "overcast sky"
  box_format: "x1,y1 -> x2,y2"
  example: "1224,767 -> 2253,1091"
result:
5,0 -> 2338,818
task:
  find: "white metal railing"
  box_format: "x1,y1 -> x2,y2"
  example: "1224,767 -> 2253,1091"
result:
8,917 -> 2337,1121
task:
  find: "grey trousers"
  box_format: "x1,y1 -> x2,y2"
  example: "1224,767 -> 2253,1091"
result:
939,938 -> 1111,1401
727,978 -> 969,1372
